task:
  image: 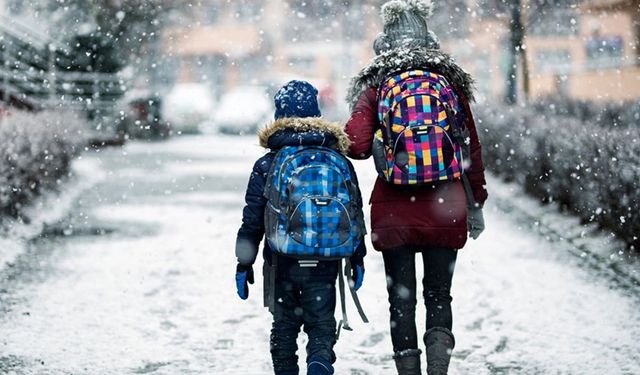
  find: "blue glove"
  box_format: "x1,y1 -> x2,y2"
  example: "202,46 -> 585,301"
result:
351,263 -> 364,291
235,264 -> 254,300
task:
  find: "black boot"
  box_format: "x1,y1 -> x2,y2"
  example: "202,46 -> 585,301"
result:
424,327 -> 455,375
392,348 -> 422,375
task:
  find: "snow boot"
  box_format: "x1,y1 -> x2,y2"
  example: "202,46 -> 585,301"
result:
392,348 -> 422,375
424,327 -> 455,375
307,356 -> 334,375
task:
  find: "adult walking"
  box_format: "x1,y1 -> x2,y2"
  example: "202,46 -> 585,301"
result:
344,1 -> 488,374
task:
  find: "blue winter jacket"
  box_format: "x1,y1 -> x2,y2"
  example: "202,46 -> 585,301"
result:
235,117 -> 367,269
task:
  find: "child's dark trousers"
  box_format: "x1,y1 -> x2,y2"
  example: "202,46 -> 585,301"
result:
269,258 -> 339,375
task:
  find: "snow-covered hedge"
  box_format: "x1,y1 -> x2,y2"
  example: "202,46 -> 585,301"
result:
475,104 -> 639,249
531,98 -> 640,129
0,111 -> 87,218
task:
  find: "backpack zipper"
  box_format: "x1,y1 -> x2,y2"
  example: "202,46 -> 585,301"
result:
391,124 -> 458,171
288,163 -> 352,199
288,195 -> 352,247
276,148 -> 352,207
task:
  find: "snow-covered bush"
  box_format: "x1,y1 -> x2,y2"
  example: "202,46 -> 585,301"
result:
0,110 -> 87,218
476,104 -> 639,249
531,97 -> 640,129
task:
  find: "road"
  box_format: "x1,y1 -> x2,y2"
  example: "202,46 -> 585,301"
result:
1,135 -> 638,374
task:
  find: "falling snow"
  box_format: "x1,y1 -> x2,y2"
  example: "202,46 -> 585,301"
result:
1,0 -> 639,374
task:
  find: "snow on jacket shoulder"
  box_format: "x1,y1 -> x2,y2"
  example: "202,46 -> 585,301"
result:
344,47 -> 488,251
235,117 -> 366,266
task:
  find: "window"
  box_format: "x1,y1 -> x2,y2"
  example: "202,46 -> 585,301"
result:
430,0 -> 468,39
634,21 -> 640,66
235,0 -> 264,19
585,35 -> 623,70
285,1 -> 357,42
287,0 -> 341,18
472,53 -> 492,95
534,49 -> 572,75
205,6 -> 219,25
7,0 -> 24,15
288,56 -> 315,71
529,8 -> 579,37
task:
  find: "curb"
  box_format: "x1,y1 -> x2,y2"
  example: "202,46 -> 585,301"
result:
488,174 -> 640,290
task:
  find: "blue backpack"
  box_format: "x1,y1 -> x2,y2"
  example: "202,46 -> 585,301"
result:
264,145 -> 363,259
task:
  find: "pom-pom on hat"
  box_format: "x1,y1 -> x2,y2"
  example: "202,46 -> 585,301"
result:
374,0 -> 440,55
274,80 -> 321,120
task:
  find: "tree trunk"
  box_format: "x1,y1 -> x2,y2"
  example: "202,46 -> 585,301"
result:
505,0 -> 529,105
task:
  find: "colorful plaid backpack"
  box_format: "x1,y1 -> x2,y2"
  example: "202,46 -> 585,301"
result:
373,70 -> 470,185
264,146 -> 364,259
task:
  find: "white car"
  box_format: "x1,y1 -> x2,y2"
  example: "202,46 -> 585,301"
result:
212,86 -> 273,135
162,83 -> 216,134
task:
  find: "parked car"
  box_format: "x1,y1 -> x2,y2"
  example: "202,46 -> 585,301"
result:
116,88 -> 170,140
162,83 -> 216,134
211,86 -> 272,135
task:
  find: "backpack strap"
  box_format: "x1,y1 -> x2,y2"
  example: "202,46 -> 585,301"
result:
263,254 -> 278,313
336,261 -> 352,340
461,174 -> 477,207
336,258 -> 369,341
384,109 -> 394,143
445,102 -> 471,165
444,102 -> 476,207
377,77 -> 396,144
344,258 -> 369,323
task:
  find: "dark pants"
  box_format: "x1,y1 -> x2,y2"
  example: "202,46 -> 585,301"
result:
269,258 -> 339,374
382,246 -> 458,353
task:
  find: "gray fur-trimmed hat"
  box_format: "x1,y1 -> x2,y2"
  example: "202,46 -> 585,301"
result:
373,0 -> 440,55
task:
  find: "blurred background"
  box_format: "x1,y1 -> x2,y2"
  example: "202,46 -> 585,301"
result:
1,0 -> 638,134
1,1 -> 639,255
1,2 -> 639,373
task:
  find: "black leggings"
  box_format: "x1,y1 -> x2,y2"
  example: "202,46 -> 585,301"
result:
382,246 -> 458,353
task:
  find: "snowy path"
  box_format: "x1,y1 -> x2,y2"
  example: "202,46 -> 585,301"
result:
0,135 -> 638,375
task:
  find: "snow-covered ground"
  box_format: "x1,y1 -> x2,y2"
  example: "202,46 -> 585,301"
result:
0,135 -> 638,374
0,158 -> 105,270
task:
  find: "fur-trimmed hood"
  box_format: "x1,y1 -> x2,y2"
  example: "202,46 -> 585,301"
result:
258,117 -> 352,155
346,47 -> 475,109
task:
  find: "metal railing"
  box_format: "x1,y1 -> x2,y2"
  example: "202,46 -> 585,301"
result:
0,15 -> 126,117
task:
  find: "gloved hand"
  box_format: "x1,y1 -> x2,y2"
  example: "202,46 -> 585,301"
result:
235,264 -> 254,300
467,206 -> 485,240
349,260 -> 365,291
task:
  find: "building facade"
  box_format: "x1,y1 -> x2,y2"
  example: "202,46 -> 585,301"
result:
163,0 -> 640,106
448,0 -> 640,102
162,0 -> 384,115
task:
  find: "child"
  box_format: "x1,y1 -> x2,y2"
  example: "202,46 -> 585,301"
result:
235,80 -> 367,375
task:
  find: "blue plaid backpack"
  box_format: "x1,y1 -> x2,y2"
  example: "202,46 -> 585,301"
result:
264,145 -> 369,334
264,145 -> 363,259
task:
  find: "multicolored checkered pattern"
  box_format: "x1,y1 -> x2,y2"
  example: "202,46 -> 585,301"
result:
375,70 -> 465,185
264,146 -> 362,259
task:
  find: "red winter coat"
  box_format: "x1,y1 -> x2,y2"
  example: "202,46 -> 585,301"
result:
345,87 -> 488,251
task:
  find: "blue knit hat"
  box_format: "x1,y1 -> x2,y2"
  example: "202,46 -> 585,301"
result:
274,80 -> 321,120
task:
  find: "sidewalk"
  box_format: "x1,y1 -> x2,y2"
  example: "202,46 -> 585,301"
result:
0,135 -> 638,374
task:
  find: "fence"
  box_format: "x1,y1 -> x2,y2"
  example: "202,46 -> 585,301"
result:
0,15 -> 126,125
